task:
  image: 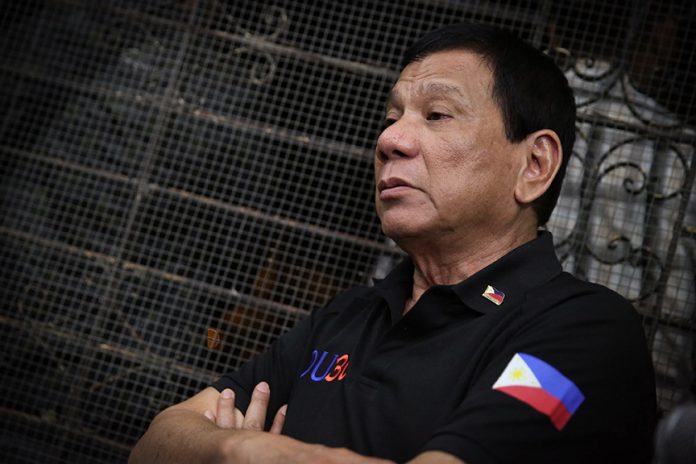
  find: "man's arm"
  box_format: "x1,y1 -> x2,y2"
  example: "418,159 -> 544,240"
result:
130,383 -> 403,464
194,388 -> 465,464
131,382 -> 463,464
409,452 -> 464,464
129,383 -> 278,464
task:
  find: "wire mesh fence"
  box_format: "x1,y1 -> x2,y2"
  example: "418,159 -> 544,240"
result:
0,1 -> 694,462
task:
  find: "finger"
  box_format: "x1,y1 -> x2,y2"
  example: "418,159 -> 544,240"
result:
203,409 -> 215,422
269,404 -> 287,434
243,381 -> 270,431
234,408 -> 245,429
216,388 -> 237,429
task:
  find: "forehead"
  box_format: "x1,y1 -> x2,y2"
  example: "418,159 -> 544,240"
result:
390,49 -> 494,103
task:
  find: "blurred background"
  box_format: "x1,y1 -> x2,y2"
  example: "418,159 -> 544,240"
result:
0,0 -> 694,462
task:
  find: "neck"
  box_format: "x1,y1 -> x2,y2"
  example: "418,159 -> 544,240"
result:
401,224 -> 537,314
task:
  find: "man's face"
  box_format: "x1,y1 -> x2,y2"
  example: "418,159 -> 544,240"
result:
374,49 -> 526,244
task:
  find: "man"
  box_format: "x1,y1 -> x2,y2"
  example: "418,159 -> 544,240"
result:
130,23 -> 656,463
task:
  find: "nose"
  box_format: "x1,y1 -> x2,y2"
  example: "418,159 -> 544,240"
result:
375,117 -> 419,162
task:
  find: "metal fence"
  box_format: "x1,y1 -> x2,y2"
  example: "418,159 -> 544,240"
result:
1,1 -> 694,462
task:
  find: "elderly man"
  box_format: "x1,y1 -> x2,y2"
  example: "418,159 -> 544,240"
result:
130,23 -> 656,463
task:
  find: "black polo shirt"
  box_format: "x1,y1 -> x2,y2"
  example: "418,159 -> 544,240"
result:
213,232 -> 657,463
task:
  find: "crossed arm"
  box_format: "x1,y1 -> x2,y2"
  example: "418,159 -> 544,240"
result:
129,382 -> 464,464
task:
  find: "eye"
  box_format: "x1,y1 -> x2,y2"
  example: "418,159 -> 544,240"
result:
427,112 -> 451,121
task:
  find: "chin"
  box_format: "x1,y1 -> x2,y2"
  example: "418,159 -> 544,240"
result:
380,220 -> 426,243
378,206 -> 435,242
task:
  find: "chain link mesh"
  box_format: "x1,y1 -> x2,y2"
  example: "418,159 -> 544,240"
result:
1,1 -> 694,462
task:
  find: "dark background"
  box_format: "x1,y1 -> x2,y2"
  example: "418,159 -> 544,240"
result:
1,1 -> 694,462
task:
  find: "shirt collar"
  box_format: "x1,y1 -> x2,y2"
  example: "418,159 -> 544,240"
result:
373,231 -> 562,319
373,257 -> 414,324
450,231 -> 562,314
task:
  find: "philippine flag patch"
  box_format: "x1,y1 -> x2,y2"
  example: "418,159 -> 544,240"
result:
492,353 -> 584,430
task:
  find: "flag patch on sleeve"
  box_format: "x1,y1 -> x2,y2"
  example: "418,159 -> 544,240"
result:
492,353 -> 584,430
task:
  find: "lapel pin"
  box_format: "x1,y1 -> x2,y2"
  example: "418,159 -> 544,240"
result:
482,285 -> 505,306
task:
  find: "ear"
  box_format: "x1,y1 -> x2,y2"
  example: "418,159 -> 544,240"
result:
514,130 -> 562,205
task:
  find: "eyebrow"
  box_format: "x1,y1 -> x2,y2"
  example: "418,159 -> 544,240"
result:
386,82 -> 469,110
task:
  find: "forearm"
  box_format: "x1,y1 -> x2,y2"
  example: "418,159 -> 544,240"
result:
130,384 -> 399,464
129,407 -> 232,464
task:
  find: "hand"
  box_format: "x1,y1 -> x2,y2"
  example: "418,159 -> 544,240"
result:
203,382 -> 287,434
202,384 -> 394,463
130,385 -> 397,464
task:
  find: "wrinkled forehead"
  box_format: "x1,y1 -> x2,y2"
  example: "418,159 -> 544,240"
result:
387,81 -> 468,106
387,50 -> 495,107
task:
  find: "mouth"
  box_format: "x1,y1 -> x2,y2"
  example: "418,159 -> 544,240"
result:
377,178 -> 414,193
376,178 -> 417,201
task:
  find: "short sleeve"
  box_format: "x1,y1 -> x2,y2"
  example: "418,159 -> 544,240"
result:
420,288 -> 656,463
209,287 -> 372,430
211,309 -> 314,427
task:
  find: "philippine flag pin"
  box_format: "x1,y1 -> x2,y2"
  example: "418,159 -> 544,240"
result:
482,285 -> 505,305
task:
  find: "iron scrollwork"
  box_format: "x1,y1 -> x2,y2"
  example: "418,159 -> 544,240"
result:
548,50 -> 693,306
229,4 -> 288,86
